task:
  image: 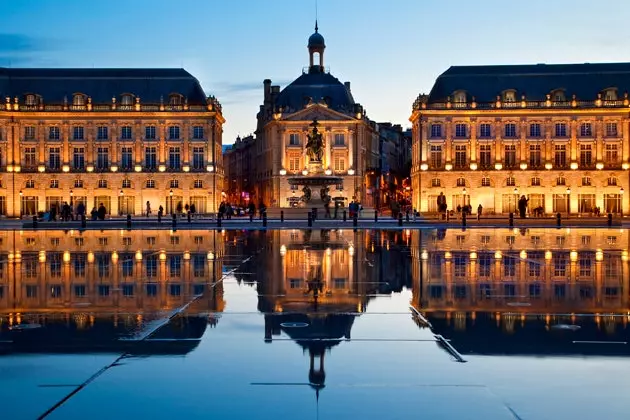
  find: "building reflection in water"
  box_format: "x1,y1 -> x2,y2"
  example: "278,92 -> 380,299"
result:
0,229 -> 225,355
411,228 -> 630,356
256,229 -> 412,397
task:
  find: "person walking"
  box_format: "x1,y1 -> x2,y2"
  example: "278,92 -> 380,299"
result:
518,195 -> 529,218
146,201 -> 152,217
477,204 -> 483,221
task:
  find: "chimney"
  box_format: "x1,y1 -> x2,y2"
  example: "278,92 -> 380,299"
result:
263,79 -> 272,102
344,82 -> 351,92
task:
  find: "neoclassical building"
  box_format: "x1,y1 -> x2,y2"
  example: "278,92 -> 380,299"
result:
253,23 -> 378,208
411,63 -> 630,215
0,68 -> 224,217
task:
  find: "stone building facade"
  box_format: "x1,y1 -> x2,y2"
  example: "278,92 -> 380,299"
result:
411,63 -> 630,215
253,23 -> 377,208
0,68 -> 224,218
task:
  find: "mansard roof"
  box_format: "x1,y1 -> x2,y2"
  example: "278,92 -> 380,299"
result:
274,71 -> 355,114
0,67 -> 208,104
427,62 -> 630,103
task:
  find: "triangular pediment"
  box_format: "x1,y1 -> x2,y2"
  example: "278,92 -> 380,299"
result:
281,105 -> 354,122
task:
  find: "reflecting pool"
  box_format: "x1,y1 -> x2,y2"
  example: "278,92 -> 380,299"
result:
0,228 -> 629,419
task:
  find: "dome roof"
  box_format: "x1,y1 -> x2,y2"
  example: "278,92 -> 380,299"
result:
308,31 -> 325,49
274,72 -> 355,113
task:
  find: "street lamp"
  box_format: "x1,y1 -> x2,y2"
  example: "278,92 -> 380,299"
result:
566,187 -> 571,215
169,189 -> 174,215
19,190 -> 23,218
69,189 -> 74,206
119,190 -> 124,216
620,187 -> 625,216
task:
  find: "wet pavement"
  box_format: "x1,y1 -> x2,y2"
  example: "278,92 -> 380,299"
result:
0,228 -> 629,419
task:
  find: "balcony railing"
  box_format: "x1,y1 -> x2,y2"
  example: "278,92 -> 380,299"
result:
414,96 -> 630,112
6,102 -> 221,113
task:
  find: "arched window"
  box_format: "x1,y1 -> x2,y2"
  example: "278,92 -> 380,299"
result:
121,94 -> 134,105
73,94 -> 86,106
169,94 -> 183,105
503,90 -> 517,102
453,90 -> 467,103
25,94 -> 37,106
456,177 -> 466,187
551,89 -> 566,102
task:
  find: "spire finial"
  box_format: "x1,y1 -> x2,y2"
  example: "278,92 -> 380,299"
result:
315,0 -> 318,32
315,20 -> 318,33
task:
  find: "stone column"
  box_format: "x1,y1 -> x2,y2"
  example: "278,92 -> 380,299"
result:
134,123 -> 142,164
445,120 -> 453,163
110,124 -> 118,164
183,123 -> 190,164
86,123 -> 94,165
595,118 -> 603,162
159,121 -> 166,164
494,120 -> 502,165
421,118 -> 429,164
570,119 -> 578,162
38,122 -> 46,164
545,119 -> 553,164
62,122 -> 70,164
519,119 -> 527,165
623,117 -> 630,163
348,129 -> 354,170
470,119 -> 477,162
325,128 -> 332,170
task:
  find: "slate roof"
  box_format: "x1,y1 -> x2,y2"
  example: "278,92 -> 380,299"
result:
428,62 -> 630,103
274,71 -> 355,113
0,67 -> 208,104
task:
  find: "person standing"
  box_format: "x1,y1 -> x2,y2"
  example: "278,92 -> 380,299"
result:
518,195 -> 529,218
477,204 -> 483,220
146,201 -> 151,217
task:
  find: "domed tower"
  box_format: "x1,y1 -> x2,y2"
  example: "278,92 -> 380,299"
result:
308,21 -> 326,73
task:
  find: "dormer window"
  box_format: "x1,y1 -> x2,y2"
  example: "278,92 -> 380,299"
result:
453,90 -> 467,103
603,88 -> 618,101
169,94 -> 183,105
503,90 -> 517,102
121,94 -> 134,105
551,89 -> 566,102
73,94 -> 86,106
25,94 -> 37,106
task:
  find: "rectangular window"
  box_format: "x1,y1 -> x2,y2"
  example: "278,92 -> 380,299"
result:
334,156 -> 345,172
555,122 -> 567,137
168,125 -> 180,140
192,147 -> 204,169
121,147 -> 133,170
49,253 -> 62,277
334,133 -> 345,146
48,147 -> 60,170
504,144 -> 516,168
580,122 -> 592,137
49,126 -> 60,140
146,255 -> 158,278
193,255 -> 205,277
454,145 -> 467,169
169,256 -> 182,277
24,147 -> 37,168
24,126 -> 36,140
531,177 -> 541,186
122,256 -> 134,278
74,254 -> 86,277
431,178 -> 441,187
145,146 -> 157,169
479,144 -> 492,168
98,285 -> 110,297
529,144 -> 541,168
430,145 -> 442,168
145,125 -> 156,140
430,124 -> 442,138
454,123 -> 467,138
96,147 -> 109,170
554,144 -> 567,168
289,156 -> 300,171
169,147 -> 181,169
73,126 -> 84,140
606,122 -> 618,137
579,144 -> 593,168
97,126 -> 108,140
193,126 -> 204,139
121,126 -> 132,140
605,144 -> 619,166
529,123 -> 541,137
479,123 -> 491,138
289,133 -> 300,145
73,147 -> 85,170
49,179 -> 59,188
504,123 -> 516,137
97,255 -> 110,277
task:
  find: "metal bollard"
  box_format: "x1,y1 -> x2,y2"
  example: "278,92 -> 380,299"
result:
81,214 -> 86,228
217,213 -> 222,227
249,213 -> 253,222
509,212 -> 514,227
374,210 -> 378,222
280,210 -> 284,223
263,211 -> 268,227
343,210 -> 347,222
312,207 -> 317,221
462,211 -> 467,227
353,214 -> 358,227
126,214 -> 131,228
608,213 -> 613,227
187,212 -> 191,223
398,213 -> 403,227
556,212 -> 561,227
308,211 -> 313,227
446,212 -> 450,222
406,211 -> 410,222
172,213 -> 177,228
158,212 -> 162,224
32,215 -> 38,229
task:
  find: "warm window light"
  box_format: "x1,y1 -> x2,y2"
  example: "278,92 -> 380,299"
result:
570,162 -> 579,170
495,163 -> 503,170
279,168 -> 287,176
545,162 -> 553,170
444,163 -> 453,171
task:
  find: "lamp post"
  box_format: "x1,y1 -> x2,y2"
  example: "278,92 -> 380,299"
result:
513,187 -> 519,214
169,189 -> 174,215
19,190 -> 23,218
69,189 -> 74,206
620,187 -> 625,216
119,190 -> 124,216
566,187 -> 571,216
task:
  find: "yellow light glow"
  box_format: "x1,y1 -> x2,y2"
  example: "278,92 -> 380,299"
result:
519,163 -> 527,170
469,251 -> 477,260
13,165 -> 20,173
444,163 -> 453,171
302,169 -> 309,176
545,251 -> 552,260
207,251 -> 215,261
207,165 -> 215,172
495,163 -> 503,170
280,245 -> 287,256
324,169 -> 332,175
87,252 -> 94,263
570,162 -> 579,170
38,250 -> 46,263
110,165 -> 118,173
469,163 -> 478,170
348,169 -> 355,176
182,165 -> 190,173
494,251 -> 502,259
420,163 -> 428,171
444,251 -> 452,259
38,165 -> 46,173
62,165 -> 70,173
86,165 -> 94,173
159,251 -> 166,261
279,169 -> 287,176
348,245 -> 355,257
134,165 -> 142,172
183,251 -> 190,260
135,250 -> 143,261
159,165 -> 166,172
623,163 -> 630,170
421,250 -> 428,260
596,162 -> 605,170
545,162 -> 553,170
570,251 -> 578,261
63,251 -> 71,263
596,250 -> 604,261
622,250 -> 628,262
520,250 -> 527,260
111,251 -> 119,263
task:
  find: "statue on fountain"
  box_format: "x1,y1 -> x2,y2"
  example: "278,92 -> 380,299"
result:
301,185 -> 312,203
305,118 -> 324,162
320,185 -> 331,205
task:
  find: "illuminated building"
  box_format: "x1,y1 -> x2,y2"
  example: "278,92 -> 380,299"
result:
0,68 -> 224,217
411,63 -> 630,215
252,23 -> 378,208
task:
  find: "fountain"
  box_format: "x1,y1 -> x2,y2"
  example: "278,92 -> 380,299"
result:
288,118 -> 344,207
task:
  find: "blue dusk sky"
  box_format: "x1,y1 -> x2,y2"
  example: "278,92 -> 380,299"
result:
2,0 -> 630,143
